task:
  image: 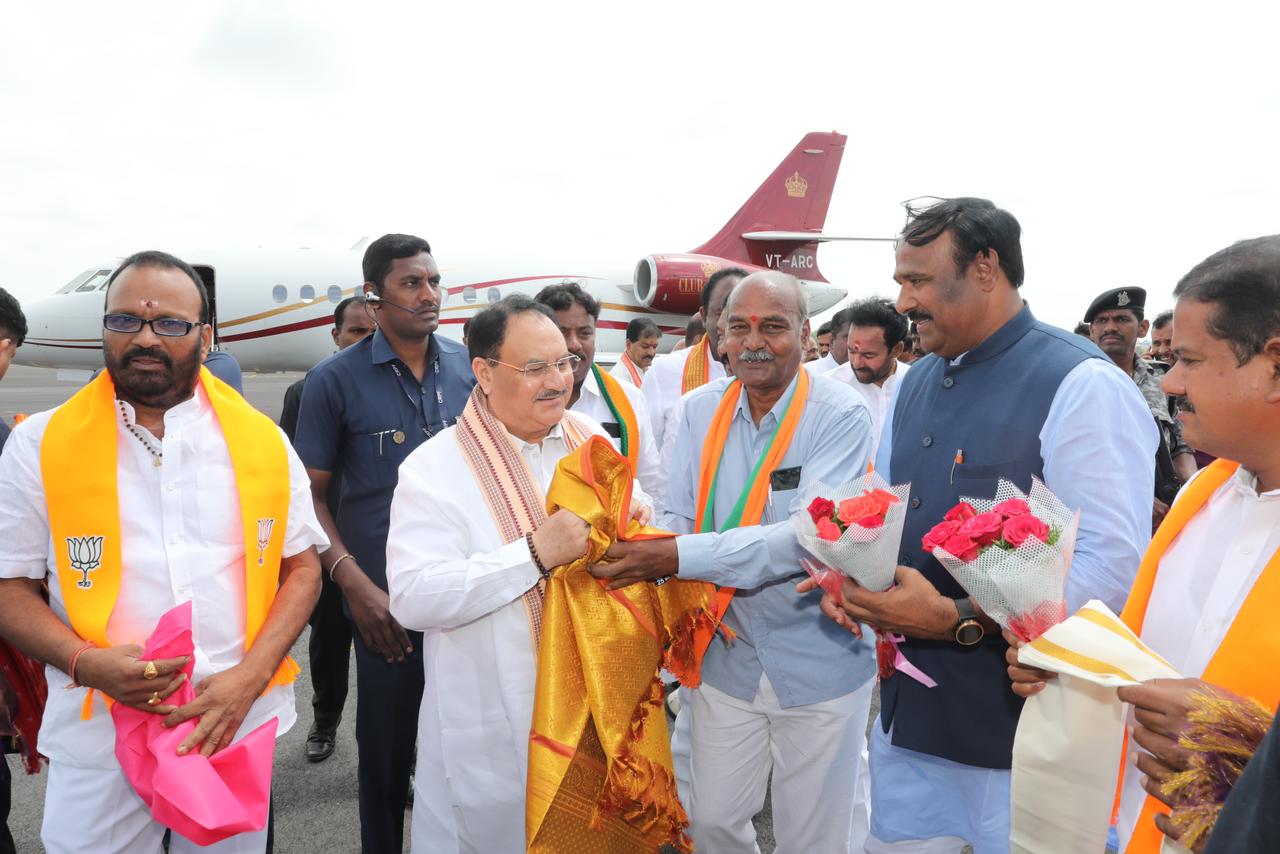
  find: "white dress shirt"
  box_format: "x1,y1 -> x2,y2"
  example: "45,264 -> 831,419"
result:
0,386 -> 327,769
386,415 -> 615,854
1117,465 -> 1280,848
875,357 -> 1158,615
641,342 -> 727,450
608,354 -> 644,388
804,352 -> 838,375
571,368 -> 665,510
823,359 -> 910,459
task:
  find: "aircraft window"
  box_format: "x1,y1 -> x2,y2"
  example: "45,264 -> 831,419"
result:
76,270 -> 111,293
327,286 -> 343,303
487,287 -> 501,303
272,285 -> 287,304
300,285 -> 315,303
462,287 -> 477,304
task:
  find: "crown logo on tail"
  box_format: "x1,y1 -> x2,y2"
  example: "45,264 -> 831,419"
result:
256,518 -> 276,566
700,261 -> 720,278
67,536 -> 104,590
785,171 -> 809,199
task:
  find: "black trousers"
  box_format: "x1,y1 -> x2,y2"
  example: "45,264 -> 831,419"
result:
352,628 -> 423,854
308,573 -> 352,732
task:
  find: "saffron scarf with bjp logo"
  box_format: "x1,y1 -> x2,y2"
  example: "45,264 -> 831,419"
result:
526,437 -> 719,854
40,367 -> 298,719
688,369 -> 810,658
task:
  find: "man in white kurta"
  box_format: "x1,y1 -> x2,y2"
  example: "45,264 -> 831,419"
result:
608,317 -> 661,388
386,297 -> 648,853
822,298 -> 914,459
1005,237 -> 1280,854
532,282 -> 665,508
641,268 -> 742,448
0,254 -> 327,854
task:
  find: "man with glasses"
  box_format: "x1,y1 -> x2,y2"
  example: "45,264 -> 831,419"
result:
0,251 -> 327,852
1086,287 -> 1198,528
293,235 -> 474,853
383,295 -> 645,852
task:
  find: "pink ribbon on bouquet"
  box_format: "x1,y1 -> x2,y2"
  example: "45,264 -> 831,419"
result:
884,633 -> 937,688
111,602 -> 277,847
801,559 -> 936,688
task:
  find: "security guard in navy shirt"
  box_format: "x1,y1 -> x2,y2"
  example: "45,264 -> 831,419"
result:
294,234 -> 475,854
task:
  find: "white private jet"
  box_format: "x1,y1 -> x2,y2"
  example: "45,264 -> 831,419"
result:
17,131 -> 882,373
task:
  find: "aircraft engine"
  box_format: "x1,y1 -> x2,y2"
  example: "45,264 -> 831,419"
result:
632,253 -> 755,315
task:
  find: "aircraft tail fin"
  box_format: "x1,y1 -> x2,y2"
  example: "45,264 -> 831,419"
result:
690,131 -> 846,282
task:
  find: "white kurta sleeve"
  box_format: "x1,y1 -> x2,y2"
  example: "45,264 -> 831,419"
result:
386,448 -> 543,632
0,413 -> 52,580
1041,359 -> 1159,613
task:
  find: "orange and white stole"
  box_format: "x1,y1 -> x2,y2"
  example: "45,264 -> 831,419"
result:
690,369 -> 810,656
41,367 -> 297,718
454,386 -> 591,647
617,351 -> 644,387
1119,459 -> 1280,853
680,334 -> 712,394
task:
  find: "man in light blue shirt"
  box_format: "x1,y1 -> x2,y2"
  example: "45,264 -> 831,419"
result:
591,271 -> 877,853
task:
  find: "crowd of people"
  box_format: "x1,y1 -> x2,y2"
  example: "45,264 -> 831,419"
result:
0,194 -> 1276,853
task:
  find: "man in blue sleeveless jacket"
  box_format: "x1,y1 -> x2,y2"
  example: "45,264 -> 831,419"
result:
814,198 -> 1158,852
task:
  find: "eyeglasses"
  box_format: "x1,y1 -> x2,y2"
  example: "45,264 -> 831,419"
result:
486,355 -> 580,379
103,314 -> 201,337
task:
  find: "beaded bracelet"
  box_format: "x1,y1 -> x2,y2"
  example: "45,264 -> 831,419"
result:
525,533 -> 550,579
67,641 -> 95,689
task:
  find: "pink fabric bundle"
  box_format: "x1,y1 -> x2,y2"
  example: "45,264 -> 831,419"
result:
111,602 -> 277,846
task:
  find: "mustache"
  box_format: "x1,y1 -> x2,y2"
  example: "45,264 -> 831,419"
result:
122,347 -> 173,369
905,310 -> 933,324
738,349 -> 775,363
536,390 -> 565,400
1175,396 -> 1195,413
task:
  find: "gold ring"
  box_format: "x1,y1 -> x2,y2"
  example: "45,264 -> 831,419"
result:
147,692 -> 163,706
142,661 -> 159,680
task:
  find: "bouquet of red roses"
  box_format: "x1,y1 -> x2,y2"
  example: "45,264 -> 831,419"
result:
794,471 -> 924,681
922,477 -> 1079,642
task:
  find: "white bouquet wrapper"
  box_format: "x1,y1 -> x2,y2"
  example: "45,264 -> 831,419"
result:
930,477 -> 1080,642
793,471 -> 935,685
792,470 -> 910,594
1011,601 -> 1185,854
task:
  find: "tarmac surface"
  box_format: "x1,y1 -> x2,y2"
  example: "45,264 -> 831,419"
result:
0,365 -> 795,853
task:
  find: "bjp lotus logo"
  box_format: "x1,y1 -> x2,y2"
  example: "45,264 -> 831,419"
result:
67,536 -> 104,590
256,518 -> 276,566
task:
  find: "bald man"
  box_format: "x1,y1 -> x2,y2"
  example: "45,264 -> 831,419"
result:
590,272 -> 877,853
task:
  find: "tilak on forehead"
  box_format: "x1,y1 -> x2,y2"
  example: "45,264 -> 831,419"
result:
750,314 -> 758,323
141,299 -> 158,309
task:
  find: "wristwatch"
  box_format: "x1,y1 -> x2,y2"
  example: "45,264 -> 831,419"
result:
953,597 -> 985,646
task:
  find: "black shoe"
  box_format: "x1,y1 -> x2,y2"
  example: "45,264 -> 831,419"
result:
305,725 -> 336,763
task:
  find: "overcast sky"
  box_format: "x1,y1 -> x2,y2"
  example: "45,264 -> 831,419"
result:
2,1 -> 1276,328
